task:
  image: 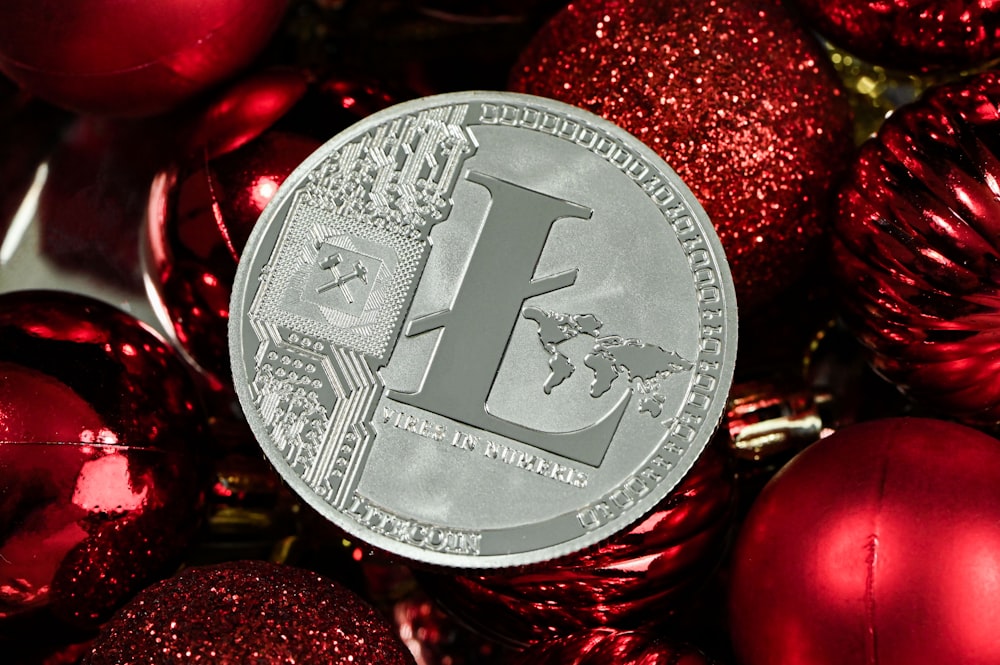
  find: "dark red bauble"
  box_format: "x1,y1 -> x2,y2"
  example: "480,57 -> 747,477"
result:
0,0 -> 289,116
514,628 -> 715,665
832,72 -> 1000,426
792,0 -> 1000,71
0,291 -> 205,630
425,444 -> 734,645
83,560 -> 416,664
511,0 -> 853,310
729,418 -> 1000,665
146,71 -> 397,391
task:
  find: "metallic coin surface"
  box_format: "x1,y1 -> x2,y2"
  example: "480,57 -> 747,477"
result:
230,91 -> 737,568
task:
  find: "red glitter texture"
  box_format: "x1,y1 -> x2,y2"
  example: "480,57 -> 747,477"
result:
729,418 -> 1000,665
83,560 -> 417,665
792,0 -> 1000,71
832,71 -> 1000,426
510,0 -> 853,310
515,627 -> 714,665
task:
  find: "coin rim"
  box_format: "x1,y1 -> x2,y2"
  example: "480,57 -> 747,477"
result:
229,90 -> 738,569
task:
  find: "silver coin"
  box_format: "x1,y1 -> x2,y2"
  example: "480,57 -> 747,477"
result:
230,91 -> 737,568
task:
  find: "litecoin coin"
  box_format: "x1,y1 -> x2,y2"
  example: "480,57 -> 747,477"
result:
230,91 -> 737,568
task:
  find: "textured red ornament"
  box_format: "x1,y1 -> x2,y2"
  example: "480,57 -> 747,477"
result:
0,291 -> 204,630
729,418 -> 1000,665
510,0 -> 853,310
514,627 -> 715,665
832,71 -> 1000,426
0,0 -> 289,116
82,560 -> 416,664
792,0 -> 1000,71
425,444 -> 734,645
146,71 -> 397,390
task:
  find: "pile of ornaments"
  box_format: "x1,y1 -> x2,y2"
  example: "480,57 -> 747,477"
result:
1,0 -> 999,663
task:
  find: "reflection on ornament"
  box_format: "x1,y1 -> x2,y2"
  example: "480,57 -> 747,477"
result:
730,418 -> 1000,665
514,627 -> 716,665
0,0 -> 290,115
832,71 -> 1000,427
0,291 -> 204,631
792,0 -> 1000,72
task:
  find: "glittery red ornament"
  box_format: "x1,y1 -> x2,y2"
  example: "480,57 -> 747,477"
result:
83,560 -> 416,664
514,628 -> 715,665
510,0 -> 853,310
832,71 -> 1000,427
729,418 -> 1000,665
0,0 -> 290,116
425,444 -> 734,645
0,291 -> 204,630
792,0 -> 1000,71
146,71 -> 397,390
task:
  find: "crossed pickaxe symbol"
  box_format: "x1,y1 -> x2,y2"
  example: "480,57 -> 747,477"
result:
316,253 -> 368,304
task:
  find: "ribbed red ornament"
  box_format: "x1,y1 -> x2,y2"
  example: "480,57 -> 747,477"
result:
83,561 -> 416,664
832,71 -> 1000,426
0,0 -> 290,116
729,418 -> 1000,665
510,0 -> 853,310
425,444 -> 734,646
791,0 -> 1000,71
514,627 -> 715,665
0,291 -> 204,631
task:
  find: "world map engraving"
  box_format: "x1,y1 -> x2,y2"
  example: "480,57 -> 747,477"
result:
522,306 -> 694,418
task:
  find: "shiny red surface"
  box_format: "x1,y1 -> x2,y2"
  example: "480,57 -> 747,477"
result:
515,627 -> 714,665
729,418 -> 1000,665
426,444 -> 734,646
793,0 -> 1000,71
0,291 -> 204,630
510,0 -> 853,311
83,560 -> 416,664
146,73 -> 397,390
832,71 -> 1000,426
0,0 -> 290,116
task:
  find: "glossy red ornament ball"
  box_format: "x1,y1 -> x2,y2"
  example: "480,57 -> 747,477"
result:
792,0 -> 1000,71
511,0 -> 853,310
426,444 -> 734,645
832,71 -> 1000,426
83,560 -> 416,664
514,628 -> 715,665
0,291 -> 204,630
729,418 -> 1000,665
0,0 -> 290,116
146,71 -> 397,391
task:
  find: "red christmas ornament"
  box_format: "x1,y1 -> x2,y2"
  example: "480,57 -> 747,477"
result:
393,591 -> 511,665
82,560 -> 416,664
792,0 -> 1000,71
146,71 -> 397,391
0,0 -> 290,116
0,291 -> 204,630
832,71 -> 1000,427
729,418 -> 1000,665
514,628 -> 715,665
425,444 -> 734,645
510,0 -> 853,310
